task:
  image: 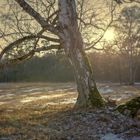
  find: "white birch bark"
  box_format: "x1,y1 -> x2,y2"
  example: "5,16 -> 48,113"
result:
58,0 -> 105,108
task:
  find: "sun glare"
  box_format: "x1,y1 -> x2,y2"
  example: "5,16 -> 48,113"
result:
103,29 -> 116,42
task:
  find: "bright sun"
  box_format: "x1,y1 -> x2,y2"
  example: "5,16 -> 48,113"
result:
103,29 -> 116,42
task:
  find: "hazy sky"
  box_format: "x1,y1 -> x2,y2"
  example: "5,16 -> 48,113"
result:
0,0 -> 6,4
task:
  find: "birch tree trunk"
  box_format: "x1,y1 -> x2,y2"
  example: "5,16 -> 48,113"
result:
58,0 -> 106,108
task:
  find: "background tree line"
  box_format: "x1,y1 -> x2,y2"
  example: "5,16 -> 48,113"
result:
0,4 -> 140,85
1,50 -> 140,84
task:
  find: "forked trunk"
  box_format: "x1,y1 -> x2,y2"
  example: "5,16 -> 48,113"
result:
58,0 -> 106,108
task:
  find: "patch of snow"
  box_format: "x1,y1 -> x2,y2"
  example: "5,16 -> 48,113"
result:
0,102 -> 6,105
20,93 -> 75,103
132,137 -> 140,140
101,133 -> 124,140
115,98 -> 122,101
135,82 -> 140,85
61,98 -> 77,104
29,92 -> 42,95
111,93 -> 134,101
38,94 -> 65,100
99,88 -> 114,94
23,88 -> 42,93
20,98 -> 34,103
0,94 -> 14,98
38,98 -> 77,107
45,102 -> 59,105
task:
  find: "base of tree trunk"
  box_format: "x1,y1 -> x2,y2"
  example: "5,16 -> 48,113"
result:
88,86 -> 106,108
74,85 -> 106,109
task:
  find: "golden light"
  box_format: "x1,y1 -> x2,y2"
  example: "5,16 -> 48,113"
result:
103,29 -> 116,42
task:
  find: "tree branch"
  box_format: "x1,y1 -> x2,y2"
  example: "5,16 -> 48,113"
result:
0,44 -> 60,68
85,1 -> 116,50
0,34 -> 60,60
14,0 -> 58,35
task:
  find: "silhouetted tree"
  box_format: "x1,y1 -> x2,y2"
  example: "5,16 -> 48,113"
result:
115,5 -> 140,85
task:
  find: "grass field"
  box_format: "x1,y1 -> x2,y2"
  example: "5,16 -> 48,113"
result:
0,82 -> 140,139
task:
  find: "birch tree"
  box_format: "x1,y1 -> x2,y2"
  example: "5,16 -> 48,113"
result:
0,0 -> 116,108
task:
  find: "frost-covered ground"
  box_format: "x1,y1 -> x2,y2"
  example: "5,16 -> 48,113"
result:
0,82 -> 140,107
0,82 -> 140,140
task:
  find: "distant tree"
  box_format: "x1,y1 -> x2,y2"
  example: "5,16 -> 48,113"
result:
0,0 -> 116,108
115,5 -> 140,85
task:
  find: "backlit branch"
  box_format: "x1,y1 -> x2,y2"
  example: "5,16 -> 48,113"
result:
85,1 -> 117,50
0,33 -> 60,60
14,0 -> 58,35
114,0 -> 140,4
0,44 -> 60,68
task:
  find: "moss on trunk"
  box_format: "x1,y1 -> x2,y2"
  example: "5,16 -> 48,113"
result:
88,84 -> 106,108
75,83 -> 106,109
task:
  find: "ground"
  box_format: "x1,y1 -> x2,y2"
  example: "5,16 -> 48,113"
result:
0,82 -> 140,140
